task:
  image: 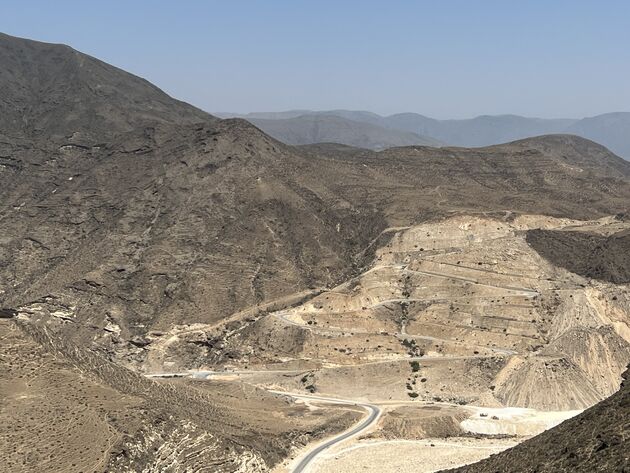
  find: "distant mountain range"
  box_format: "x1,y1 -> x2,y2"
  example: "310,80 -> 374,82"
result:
244,114 -> 442,150
218,110 -> 630,158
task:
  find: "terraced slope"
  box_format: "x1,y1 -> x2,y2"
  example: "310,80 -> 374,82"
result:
161,215 -> 630,411
4,37 -> 630,369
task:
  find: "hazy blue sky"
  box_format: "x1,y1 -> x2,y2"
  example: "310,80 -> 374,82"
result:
2,0 -> 629,118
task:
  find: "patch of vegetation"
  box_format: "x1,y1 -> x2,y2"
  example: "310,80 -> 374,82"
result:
401,338 -> 425,357
402,338 -> 416,349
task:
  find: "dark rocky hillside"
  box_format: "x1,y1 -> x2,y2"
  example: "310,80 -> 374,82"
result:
527,226 -> 630,284
301,135 -> 630,225
0,32 -> 211,142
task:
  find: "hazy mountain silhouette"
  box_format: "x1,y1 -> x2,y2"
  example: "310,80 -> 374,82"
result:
566,112 -> 630,160
222,109 -> 630,158
247,114 -> 442,149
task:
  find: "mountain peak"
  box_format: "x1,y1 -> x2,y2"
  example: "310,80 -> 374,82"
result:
0,32 -> 213,141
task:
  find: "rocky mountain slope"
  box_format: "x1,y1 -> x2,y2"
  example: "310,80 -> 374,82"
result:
2,32 -> 630,472
300,135 -> 630,225
0,319 -> 356,473
3,33 -> 629,369
0,32 -> 211,142
2,117 -> 383,360
527,226 -> 630,284
162,215 -> 630,412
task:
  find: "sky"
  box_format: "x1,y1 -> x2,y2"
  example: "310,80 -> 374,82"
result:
2,0 -> 630,119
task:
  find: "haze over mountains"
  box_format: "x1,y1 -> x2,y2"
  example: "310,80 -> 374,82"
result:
1,31 -> 629,473
220,110 -> 630,158
240,114 -> 442,150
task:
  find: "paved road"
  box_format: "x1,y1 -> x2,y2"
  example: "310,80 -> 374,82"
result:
269,391 -> 381,473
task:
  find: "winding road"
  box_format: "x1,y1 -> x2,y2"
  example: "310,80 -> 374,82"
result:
268,391 -> 381,473
144,374 -> 382,472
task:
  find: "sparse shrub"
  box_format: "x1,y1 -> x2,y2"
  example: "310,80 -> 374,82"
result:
402,338 -> 416,348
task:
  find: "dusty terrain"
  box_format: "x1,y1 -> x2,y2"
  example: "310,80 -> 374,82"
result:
447,367 -> 630,472
157,215 -> 630,411
307,438 -> 519,473
2,32 -> 630,473
0,319 -> 358,473
141,213 -> 629,472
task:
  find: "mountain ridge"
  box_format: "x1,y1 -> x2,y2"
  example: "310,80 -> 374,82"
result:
0,32 -> 213,142
220,109 -> 630,158
247,113 -> 442,150
2,31 -> 630,473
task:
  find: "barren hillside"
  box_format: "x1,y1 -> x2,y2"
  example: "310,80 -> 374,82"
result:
0,319 -> 357,472
444,367 -> 629,472
2,32 -> 630,473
